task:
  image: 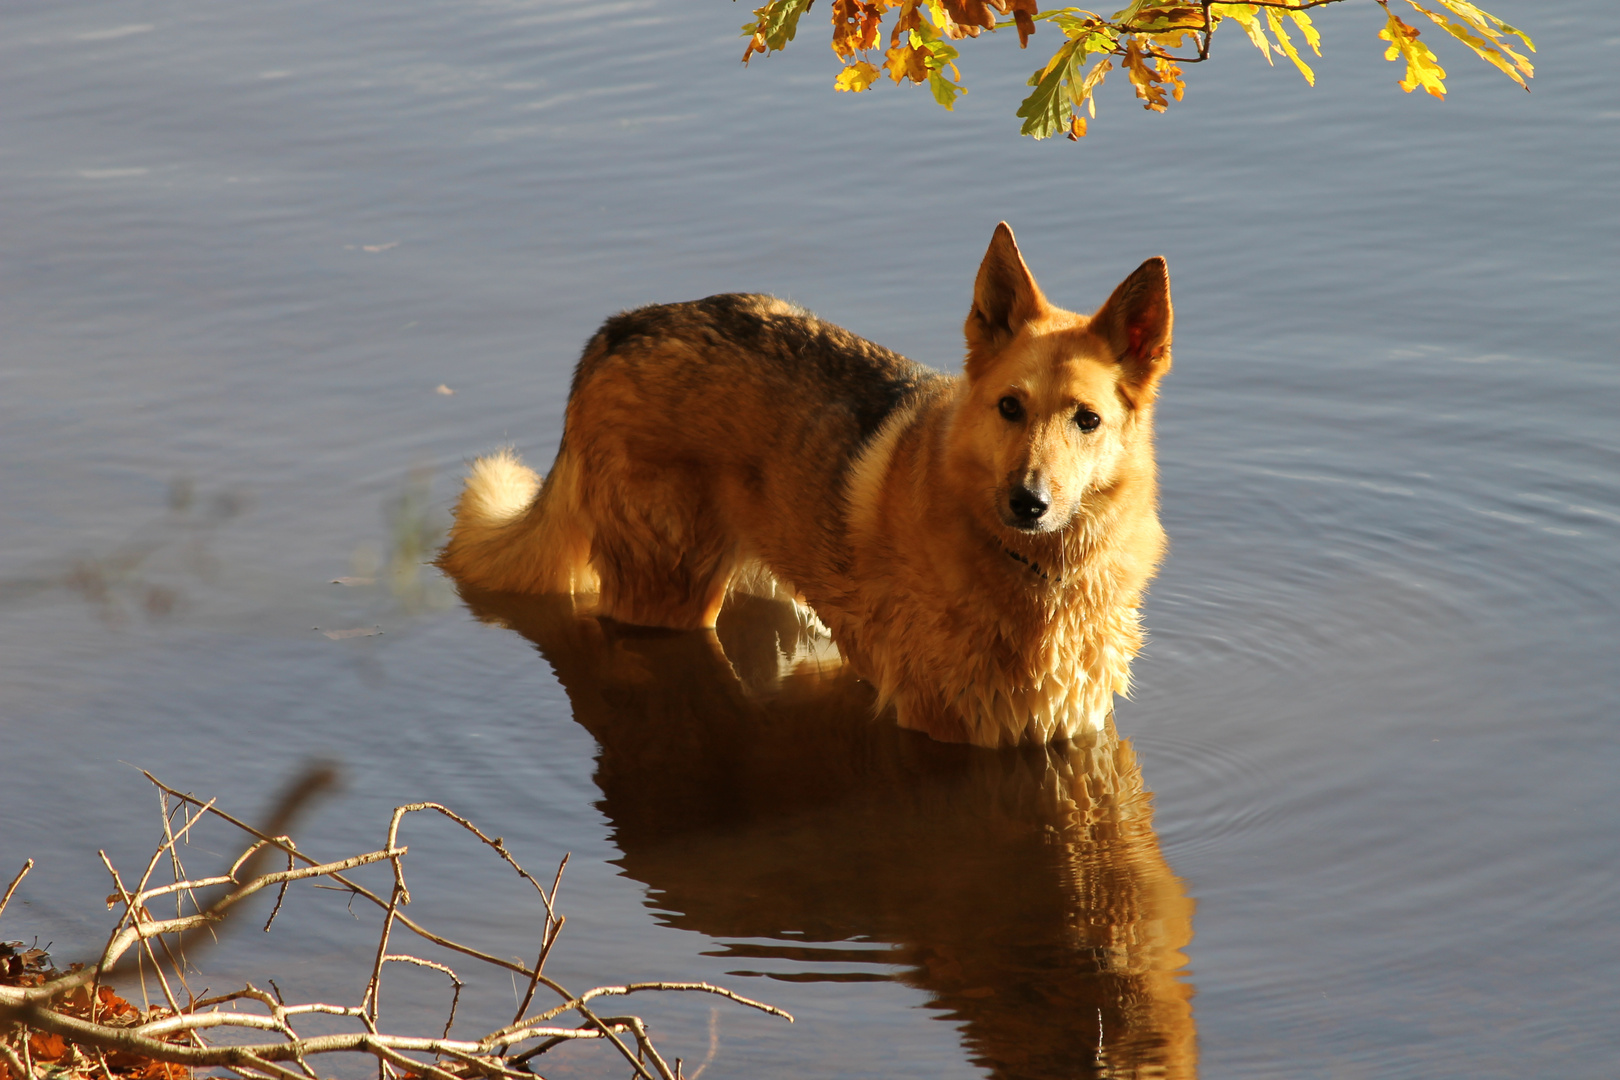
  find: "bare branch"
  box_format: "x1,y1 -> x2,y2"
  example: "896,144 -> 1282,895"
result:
0,858 -> 34,921
511,852 -> 568,1026
140,772 -> 572,997
1,771 -> 790,1080
1,1041 -> 37,1080
384,803 -> 557,918
262,846 -> 296,933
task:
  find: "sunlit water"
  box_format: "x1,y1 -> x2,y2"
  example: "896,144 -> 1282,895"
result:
2,2 -> 1617,1077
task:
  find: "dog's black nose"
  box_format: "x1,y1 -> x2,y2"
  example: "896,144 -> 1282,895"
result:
1008,485 -> 1049,524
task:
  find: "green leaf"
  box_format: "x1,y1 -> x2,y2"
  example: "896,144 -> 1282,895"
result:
1017,36 -> 1084,138
921,35 -> 964,109
929,70 -> 964,109
743,0 -> 815,53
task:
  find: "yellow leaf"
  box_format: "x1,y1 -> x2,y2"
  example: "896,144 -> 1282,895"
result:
1266,7 -> 1314,85
885,37 -> 931,83
1080,56 -> 1111,114
835,60 -> 882,91
1379,8 -> 1447,99
1433,0 -> 1535,54
1150,29 -> 1196,52
1287,9 -> 1322,57
1155,56 -> 1185,102
1211,4 -> 1275,66
1408,0 -> 1532,89
1122,38 -> 1169,112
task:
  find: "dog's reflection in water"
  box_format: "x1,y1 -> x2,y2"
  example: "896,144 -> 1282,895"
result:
460,588 -> 1197,1079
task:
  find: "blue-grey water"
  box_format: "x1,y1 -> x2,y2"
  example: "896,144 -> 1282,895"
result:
2,2 -> 1617,1077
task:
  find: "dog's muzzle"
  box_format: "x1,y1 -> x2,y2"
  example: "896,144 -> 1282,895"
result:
1006,483 -> 1050,530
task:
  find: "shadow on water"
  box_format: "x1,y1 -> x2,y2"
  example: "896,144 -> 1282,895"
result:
459,587 -> 1198,1079
0,479 -> 247,625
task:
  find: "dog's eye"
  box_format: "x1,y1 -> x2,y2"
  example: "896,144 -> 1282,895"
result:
998,396 -> 1024,422
1074,408 -> 1102,432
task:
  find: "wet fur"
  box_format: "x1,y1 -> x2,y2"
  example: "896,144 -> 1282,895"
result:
438,223 -> 1173,747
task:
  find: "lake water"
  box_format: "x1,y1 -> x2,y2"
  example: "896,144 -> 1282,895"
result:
2,2 -> 1617,1077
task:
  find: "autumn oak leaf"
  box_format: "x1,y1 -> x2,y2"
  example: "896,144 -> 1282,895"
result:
831,0 -> 883,58
944,0 -> 995,36
1379,5 -> 1448,98
886,39 -> 931,84
835,60 -> 882,91
739,0 -> 1533,139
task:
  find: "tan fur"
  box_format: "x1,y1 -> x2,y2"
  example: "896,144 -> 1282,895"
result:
439,223 -> 1173,747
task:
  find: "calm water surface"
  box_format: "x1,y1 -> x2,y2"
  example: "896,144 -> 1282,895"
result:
2,2 -> 1617,1077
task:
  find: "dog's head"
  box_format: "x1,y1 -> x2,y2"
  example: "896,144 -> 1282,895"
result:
950,222 -> 1173,537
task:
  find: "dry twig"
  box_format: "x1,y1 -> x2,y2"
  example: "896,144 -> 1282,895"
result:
0,863 -> 32,922
0,769 -> 790,1080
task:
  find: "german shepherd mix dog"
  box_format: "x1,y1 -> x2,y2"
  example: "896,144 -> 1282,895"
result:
439,223 -> 1173,747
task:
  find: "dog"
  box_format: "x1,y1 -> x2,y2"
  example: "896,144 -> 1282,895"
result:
438,223 -> 1173,747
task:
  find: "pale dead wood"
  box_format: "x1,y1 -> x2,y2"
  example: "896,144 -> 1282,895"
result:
511,852 -> 568,1027
1,1040 -> 35,1080
143,772 -> 565,991
0,861 -> 33,921
0,768 -> 791,1080
97,850 -> 184,1023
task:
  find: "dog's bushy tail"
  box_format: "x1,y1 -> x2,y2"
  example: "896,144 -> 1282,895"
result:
436,446 -> 596,595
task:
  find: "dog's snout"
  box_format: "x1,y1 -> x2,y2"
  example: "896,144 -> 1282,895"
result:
1008,484 -> 1050,526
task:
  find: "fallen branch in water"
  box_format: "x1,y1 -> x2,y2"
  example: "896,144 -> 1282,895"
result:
0,767 -> 791,1080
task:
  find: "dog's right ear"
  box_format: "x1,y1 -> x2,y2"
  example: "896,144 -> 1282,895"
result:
965,222 -> 1048,377
1092,256 -> 1174,400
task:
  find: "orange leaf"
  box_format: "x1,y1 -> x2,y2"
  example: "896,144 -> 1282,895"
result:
889,0 -> 923,46
885,39 -> 931,83
28,1031 -> 68,1061
944,0 -> 994,35
831,0 -> 883,57
1122,39 -> 1171,111
1014,8 -> 1036,48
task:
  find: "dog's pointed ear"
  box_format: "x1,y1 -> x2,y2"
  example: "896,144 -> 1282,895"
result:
1092,256 -> 1173,397
964,222 -> 1049,376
